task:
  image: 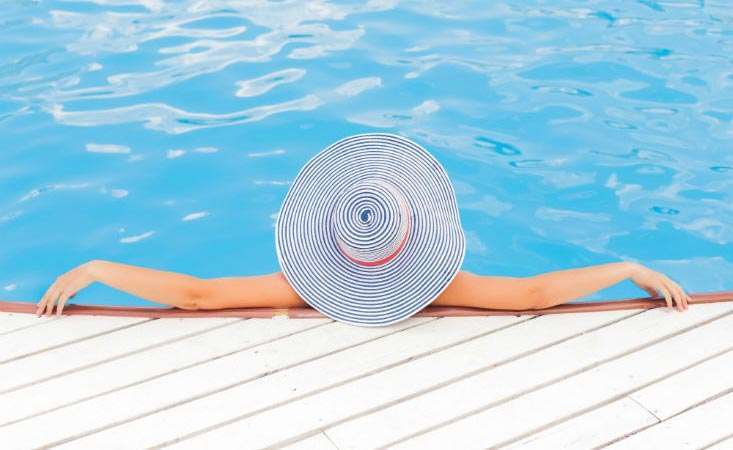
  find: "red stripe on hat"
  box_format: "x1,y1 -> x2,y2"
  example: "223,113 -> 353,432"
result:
338,213 -> 411,267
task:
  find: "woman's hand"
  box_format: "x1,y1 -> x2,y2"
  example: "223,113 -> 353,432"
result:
37,261 -> 98,317
629,263 -> 690,311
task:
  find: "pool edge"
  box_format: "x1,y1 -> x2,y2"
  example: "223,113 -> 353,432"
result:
1,291 -> 732,319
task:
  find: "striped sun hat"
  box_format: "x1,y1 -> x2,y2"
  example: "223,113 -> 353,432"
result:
275,133 -> 466,327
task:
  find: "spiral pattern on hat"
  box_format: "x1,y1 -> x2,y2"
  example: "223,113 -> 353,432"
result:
275,133 -> 466,327
332,178 -> 410,266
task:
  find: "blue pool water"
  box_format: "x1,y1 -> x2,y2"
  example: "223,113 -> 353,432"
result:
1,1 -> 732,308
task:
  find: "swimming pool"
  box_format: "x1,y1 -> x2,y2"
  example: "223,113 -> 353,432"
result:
1,1 -> 731,308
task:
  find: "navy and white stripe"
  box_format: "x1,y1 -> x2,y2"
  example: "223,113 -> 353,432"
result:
332,178 -> 410,266
275,133 -> 466,327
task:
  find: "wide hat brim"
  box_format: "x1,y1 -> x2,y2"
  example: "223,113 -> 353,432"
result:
275,133 -> 466,327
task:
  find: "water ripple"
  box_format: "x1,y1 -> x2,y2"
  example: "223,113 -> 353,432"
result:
235,68 -> 306,97
48,24 -> 363,102
48,94 -> 323,133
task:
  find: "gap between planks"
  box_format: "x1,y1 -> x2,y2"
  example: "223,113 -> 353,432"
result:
0,318 -> 334,427
382,306 -> 733,449
500,348 -> 733,449
0,316 -> 436,449
0,315 -> 153,364
148,310 -> 646,449
0,316 -> 246,394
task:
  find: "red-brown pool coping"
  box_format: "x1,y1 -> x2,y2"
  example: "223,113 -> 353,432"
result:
1,290 -> 732,319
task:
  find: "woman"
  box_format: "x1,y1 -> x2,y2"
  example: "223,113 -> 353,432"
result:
35,134 -> 691,319
36,259 -> 689,317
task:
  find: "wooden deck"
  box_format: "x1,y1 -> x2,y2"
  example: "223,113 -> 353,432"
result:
0,301 -> 731,449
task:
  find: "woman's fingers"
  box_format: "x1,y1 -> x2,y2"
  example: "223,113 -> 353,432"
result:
657,282 -> 674,311
35,300 -> 46,317
667,278 -> 689,311
667,281 -> 684,311
643,270 -> 688,312
660,275 -> 685,311
676,281 -> 691,311
39,277 -> 69,316
45,288 -> 63,316
36,295 -> 47,317
662,279 -> 684,311
56,282 -> 82,316
38,266 -> 92,317
37,281 -> 59,316
56,292 -> 72,316
37,287 -> 58,317
43,292 -> 55,316
629,264 -> 691,312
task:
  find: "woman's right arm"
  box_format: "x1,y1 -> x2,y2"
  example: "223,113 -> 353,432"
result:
524,261 -> 690,311
434,261 -> 690,311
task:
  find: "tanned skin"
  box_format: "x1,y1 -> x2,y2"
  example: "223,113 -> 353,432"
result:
36,260 -> 690,317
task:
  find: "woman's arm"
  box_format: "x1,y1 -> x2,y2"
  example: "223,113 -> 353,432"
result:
433,261 -> 690,311
36,260 -> 304,317
37,259 -> 690,317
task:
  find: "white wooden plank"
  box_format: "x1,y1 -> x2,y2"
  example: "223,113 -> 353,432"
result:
508,349 -> 733,450
0,313 -> 54,335
319,302 -> 733,450
0,316 -> 241,393
503,398 -> 658,450
55,315 -> 529,449
0,316 -> 329,427
0,316 -> 427,449
164,309 -> 643,449
630,349 -> 733,420
390,309 -> 733,449
606,392 -> 733,450
282,432 -> 341,450
0,315 -> 149,363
